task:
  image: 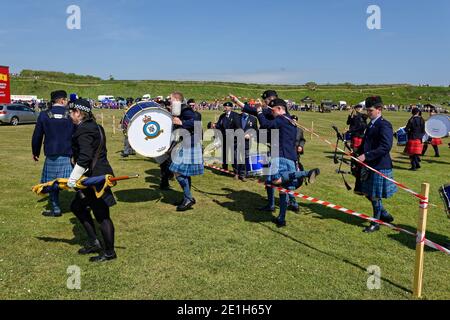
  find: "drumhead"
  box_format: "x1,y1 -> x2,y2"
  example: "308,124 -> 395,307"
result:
425,115 -> 450,138
127,102 -> 173,158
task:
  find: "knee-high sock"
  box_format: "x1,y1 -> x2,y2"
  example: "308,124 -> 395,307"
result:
176,175 -> 193,201
278,192 -> 289,223
73,209 -> 98,242
371,198 -> 383,221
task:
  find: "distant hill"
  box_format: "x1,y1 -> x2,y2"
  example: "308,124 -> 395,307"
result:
10,70 -> 450,106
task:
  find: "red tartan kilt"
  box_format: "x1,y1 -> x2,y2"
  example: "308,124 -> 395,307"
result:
404,139 -> 423,155
351,137 -> 363,149
431,138 -> 443,146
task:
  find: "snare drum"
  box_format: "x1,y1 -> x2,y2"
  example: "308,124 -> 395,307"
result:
396,127 -> 407,146
124,101 -> 173,158
245,154 -> 267,176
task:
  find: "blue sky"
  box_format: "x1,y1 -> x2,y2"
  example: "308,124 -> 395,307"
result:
1,0 -> 449,85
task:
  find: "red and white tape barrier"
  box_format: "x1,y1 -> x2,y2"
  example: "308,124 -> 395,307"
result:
205,164 -> 450,255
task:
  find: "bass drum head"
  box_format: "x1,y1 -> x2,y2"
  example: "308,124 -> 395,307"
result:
425,115 -> 450,138
127,105 -> 173,158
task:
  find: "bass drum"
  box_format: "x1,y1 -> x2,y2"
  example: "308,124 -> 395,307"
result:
425,114 -> 450,138
125,101 -> 173,158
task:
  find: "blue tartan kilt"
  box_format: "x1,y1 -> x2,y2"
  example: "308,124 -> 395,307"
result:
41,156 -> 73,183
169,143 -> 204,177
361,169 -> 397,199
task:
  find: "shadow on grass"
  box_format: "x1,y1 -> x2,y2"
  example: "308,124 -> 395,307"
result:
193,185 -> 274,223
205,165 -> 235,178
36,217 -> 127,250
35,191 -> 74,214
301,202 -> 366,227
388,224 -> 450,253
258,222 -> 412,294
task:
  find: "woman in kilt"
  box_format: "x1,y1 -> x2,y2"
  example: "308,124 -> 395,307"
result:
67,99 -> 117,262
169,92 -> 204,211
404,108 -> 425,170
357,97 -> 397,233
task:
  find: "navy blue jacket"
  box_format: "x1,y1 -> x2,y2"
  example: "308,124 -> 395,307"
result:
257,113 -> 298,162
32,105 -> 76,157
174,106 -> 201,147
361,116 -> 394,170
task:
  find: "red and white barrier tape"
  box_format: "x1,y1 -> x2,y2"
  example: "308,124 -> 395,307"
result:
205,164 -> 450,255
295,121 -> 428,202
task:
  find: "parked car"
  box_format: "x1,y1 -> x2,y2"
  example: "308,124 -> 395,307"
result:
0,104 -> 39,126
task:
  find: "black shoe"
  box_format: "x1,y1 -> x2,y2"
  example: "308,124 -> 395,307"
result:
380,213 -> 394,223
78,241 -> 102,255
176,198 -> 195,211
120,152 -> 129,158
363,224 -> 380,233
259,205 -> 275,212
272,217 -> 286,228
307,168 -> 320,184
239,176 -> 247,182
288,205 -> 300,213
175,198 -> 196,206
42,210 -> 62,217
89,252 -> 117,263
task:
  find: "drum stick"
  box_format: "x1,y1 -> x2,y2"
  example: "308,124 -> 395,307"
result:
109,174 -> 140,182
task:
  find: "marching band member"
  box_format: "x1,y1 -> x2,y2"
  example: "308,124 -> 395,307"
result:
357,96 -> 397,233
405,108 -> 425,171
32,90 -> 75,217
288,115 -> 306,213
346,104 -> 367,151
212,102 -> 241,175
68,99 -> 117,262
256,99 -> 319,227
237,111 -> 258,181
230,91 -> 279,211
169,92 -> 204,211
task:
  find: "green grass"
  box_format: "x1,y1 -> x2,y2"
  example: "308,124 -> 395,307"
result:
10,75 -> 450,107
0,110 -> 449,300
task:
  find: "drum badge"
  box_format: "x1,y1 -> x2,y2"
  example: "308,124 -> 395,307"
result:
143,115 -> 163,140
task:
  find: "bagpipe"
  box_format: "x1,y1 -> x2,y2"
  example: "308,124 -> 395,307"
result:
331,125 -> 367,194
439,184 -> 450,219
32,174 -> 139,199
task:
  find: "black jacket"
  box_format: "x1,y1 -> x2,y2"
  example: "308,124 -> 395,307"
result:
72,119 -> 114,177
405,116 -> 425,140
216,111 -> 242,131
361,117 -> 394,170
347,113 -> 367,138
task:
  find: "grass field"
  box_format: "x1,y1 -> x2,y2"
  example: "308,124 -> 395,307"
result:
0,109 -> 449,300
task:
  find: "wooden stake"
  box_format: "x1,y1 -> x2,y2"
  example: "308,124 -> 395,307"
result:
412,183 -> 430,298
112,115 -> 116,135
101,113 -> 104,127
311,121 -> 314,141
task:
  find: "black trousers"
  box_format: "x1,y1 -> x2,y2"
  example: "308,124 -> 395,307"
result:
71,188 -> 115,255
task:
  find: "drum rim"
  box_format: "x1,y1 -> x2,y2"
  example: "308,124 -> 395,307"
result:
425,114 -> 450,138
126,101 -> 171,127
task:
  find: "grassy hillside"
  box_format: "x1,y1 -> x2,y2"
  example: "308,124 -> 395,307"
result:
10,71 -> 450,106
